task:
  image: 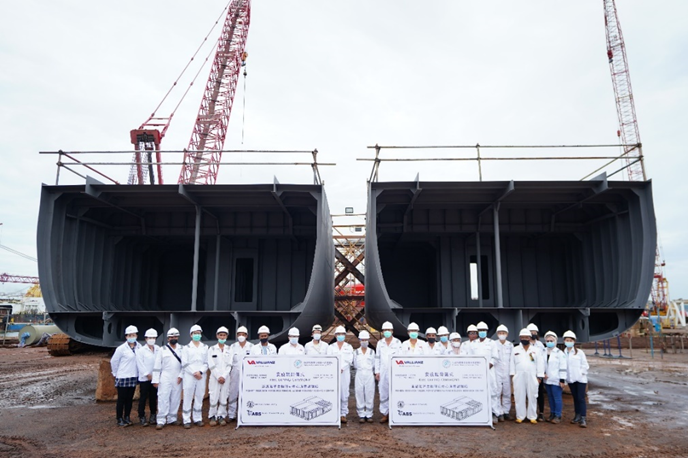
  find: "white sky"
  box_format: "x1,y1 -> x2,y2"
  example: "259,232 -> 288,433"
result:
1,0 -> 686,299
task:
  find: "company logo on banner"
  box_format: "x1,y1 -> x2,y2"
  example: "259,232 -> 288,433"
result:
389,355 -> 492,427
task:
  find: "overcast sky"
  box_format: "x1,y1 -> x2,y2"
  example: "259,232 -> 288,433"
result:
1,1 -> 686,300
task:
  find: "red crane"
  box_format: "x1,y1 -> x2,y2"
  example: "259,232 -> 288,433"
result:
129,0 -> 251,186
603,0 -> 667,313
0,273 -> 40,284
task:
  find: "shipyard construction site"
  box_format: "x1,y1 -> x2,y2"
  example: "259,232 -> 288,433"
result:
1,0 -> 687,457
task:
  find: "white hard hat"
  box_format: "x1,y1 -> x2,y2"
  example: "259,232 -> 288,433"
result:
466,324 -> 478,332
312,324 -> 322,332
476,321 -> 488,330
527,323 -> 539,332
381,321 -> 394,330
496,324 -> 509,333
359,330 -> 370,340
437,326 -> 449,335
425,327 -> 437,335
288,327 -> 300,337
167,328 -> 180,337
216,326 -> 229,335
519,328 -> 531,337
449,332 -> 461,341
407,322 -> 420,332
335,325 -> 346,334
236,326 -> 248,334
144,328 -> 158,338
189,324 -> 202,334
257,325 -> 270,334
563,330 -> 577,340
125,325 -> 138,335
544,331 -> 557,339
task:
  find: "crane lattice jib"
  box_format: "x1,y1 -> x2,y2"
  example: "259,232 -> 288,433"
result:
179,0 -> 251,185
603,0 -> 645,182
0,273 -> 40,284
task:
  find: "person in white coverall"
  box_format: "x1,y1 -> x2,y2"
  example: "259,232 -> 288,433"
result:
305,324 -> 328,355
425,327 -> 438,354
278,327 -> 305,355
510,328 -> 545,423
434,326 -> 451,355
249,325 -> 277,355
152,327 -> 183,430
494,324 -> 514,421
401,322 -> 429,355
353,330 -> 375,423
207,326 -> 232,426
328,325 -> 354,423
227,325 -> 253,421
449,332 -> 462,354
374,321 -> 402,423
181,324 -> 208,428
465,321 -> 501,423
527,322 -> 547,421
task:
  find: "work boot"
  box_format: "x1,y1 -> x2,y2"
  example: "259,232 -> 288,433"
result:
149,414 -> 156,425
492,414 -> 499,424
546,413 -> 555,422
184,423 -> 191,429
194,421 -> 204,427
571,414 -> 581,424
505,414 -> 515,421
498,415 -> 505,422
366,417 -> 374,423
172,420 -> 182,426
219,417 -> 227,426
209,416 -> 217,427
140,416 -> 148,427
380,415 -> 389,424
551,416 -> 561,424
156,424 -> 164,431
537,413 -> 545,422
340,416 -> 348,424
124,416 -> 133,426
514,418 -> 523,424
359,418 -> 365,424
530,419 -> 538,424
579,416 -> 587,428
117,418 -> 127,427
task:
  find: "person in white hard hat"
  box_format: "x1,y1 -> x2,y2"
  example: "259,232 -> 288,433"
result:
249,325 -> 277,355
510,328 -> 545,424
543,331 -> 567,424
110,325 -> 141,427
305,324 -> 328,355
464,321 -> 501,424
449,332 -> 462,355
425,327 -> 438,353
153,327 -> 183,430
466,324 -> 479,343
401,322 -> 428,355
328,325 -> 354,423
181,324 -> 208,428
563,330 -> 589,428
353,330 -> 375,423
526,323 -> 547,421
434,326 -> 451,355
136,328 -> 159,426
374,321 -> 401,423
279,327 -> 305,355
208,326 -> 232,426
494,324 -> 513,421
227,325 -> 253,421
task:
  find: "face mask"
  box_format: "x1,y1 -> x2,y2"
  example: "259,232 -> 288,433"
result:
498,334 -> 507,341
440,336 -> 448,343
146,338 -> 156,346
237,336 -> 246,343
546,341 -> 556,348
409,332 -> 418,340
520,340 -> 530,346
218,339 -> 227,345
336,335 -> 345,342
427,337 -> 436,344
531,334 -> 538,340
383,331 -> 392,339
360,341 -> 369,348
169,338 -> 178,345
260,337 -> 268,344
565,341 -> 575,348
192,334 -> 202,342
478,331 -> 487,339
289,337 -> 299,345
313,334 -> 321,341
451,342 -> 461,348
127,337 -> 137,344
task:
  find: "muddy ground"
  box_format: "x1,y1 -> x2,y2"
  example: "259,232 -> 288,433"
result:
0,346 -> 687,458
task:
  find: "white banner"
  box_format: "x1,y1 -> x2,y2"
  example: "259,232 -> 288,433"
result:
389,355 -> 492,427
237,355 -> 340,427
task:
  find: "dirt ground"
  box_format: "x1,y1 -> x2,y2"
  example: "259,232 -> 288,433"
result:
1,346 -> 687,458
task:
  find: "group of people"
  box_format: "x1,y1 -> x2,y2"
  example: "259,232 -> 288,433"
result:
110,320 -> 589,429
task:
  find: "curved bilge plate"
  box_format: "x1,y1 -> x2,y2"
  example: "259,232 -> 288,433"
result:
365,178 -> 656,342
37,179 -> 334,347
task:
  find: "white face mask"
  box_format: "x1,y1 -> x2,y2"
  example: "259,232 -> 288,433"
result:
451,341 -> 461,348
360,341 -> 369,348
237,335 -> 246,343
289,337 -> 299,345
313,333 -> 321,341
146,338 -> 156,346
498,334 -> 507,341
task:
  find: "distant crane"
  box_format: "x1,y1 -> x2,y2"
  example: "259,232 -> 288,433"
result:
0,273 -> 40,284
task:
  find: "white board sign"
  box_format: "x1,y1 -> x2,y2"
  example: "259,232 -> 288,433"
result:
237,355 -> 340,427
389,355 -> 492,427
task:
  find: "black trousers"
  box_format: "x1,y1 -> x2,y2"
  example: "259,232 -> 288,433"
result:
116,386 -> 136,419
537,379 -> 546,413
568,382 -> 587,417
138,380 -> 158,418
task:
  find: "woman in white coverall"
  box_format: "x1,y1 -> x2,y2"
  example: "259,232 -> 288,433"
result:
328,325 -> 354,423
181,324 -> 208,428
152,328 -> 183,430
374,321 -> 402,424
494,324 -> 513,421
353,330 -> 375,423
227,325 -> 252,421
208,326 -> 232,426
510,328 -> 545,423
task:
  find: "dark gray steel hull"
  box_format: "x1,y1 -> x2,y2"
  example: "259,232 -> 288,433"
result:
37,179 -> 334,346
365,178 -> 656,342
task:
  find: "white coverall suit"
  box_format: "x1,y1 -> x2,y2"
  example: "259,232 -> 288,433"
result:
328,342 -> 354,416
181,341 -> 208,424
374,337 -> 402,416
207,343 -> 232,420
152,343 -> 183,426
465,338 -> 501,417
494,339 -> 514,417
226,340 -> 253,420
353,347 -> 376,419
510,343 -> 545,421
401,339 -> 429,355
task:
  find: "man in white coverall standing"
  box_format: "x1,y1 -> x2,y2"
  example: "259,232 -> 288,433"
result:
374,321 -> 402,424
181,324 -> 208,428
401,322 -> 428,355
494,324 -> 514,421
249,325 -> 277,355
511,328 -> 545,424
305,324 -> 328,355
207,326 -> 232,426
328,325 -> 354,423
152,328 -> 183,430
465,321 -> 501,424
227,325 -> 252,421
278,327 -> 305,355
353,330 -> 375,423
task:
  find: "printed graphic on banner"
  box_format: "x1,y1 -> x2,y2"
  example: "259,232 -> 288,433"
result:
238,355 -> 340,426
389,356 -> 492,426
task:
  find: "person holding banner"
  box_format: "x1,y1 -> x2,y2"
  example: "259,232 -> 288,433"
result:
279,327 -> 305,355
543,331 -> 567,424
354,330 -> 376,423
329,326 -> 354,423
181,324 -> 208,428
305,324 -> 328,355
465,321 -> 501,424
374,321 -> 402,423
434,326 -> 451,355
250,325 -> 277,355
401,322 -> 429,355
449,332 -> 462,354
152,327 -> 183,430
227,326 -> 253,422
494,324 -> 514,421
207,326 -> 232,426
511,328 -> 545,424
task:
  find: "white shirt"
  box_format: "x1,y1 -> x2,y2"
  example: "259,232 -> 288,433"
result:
249,343 -> 277,356
564,347 -> 589,384
544,346 -> 567,386
278,343 -> 305,355
152,343 -> 183,384
208,343 -> 233,380
401,339 -> 429,355
136,344 -> 159,382
181,341 -> 208,376
305,340 -> 328,355
111,341 -> 142,379
465,338 -> 500,367
494,339 -> 514,377
510,344 -> 545,377
374,337 -> 402,374
229,341 -> 254,367
353,347 -> 376,372
432,341 -> 452,355
328,341 -> 354,371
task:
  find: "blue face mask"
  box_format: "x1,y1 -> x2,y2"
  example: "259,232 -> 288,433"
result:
126,337 -> 137,344
336,335 -> 345,342
478,331 -> 487,339
218,339 -> 226,344
192,334 -> 202,342
383,331 -> 392,339
440,336 -> 448,343
546,341 -> 556,348
565,341 -> 575,348
409,332 -> 418,340
289,337 -> 299,345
